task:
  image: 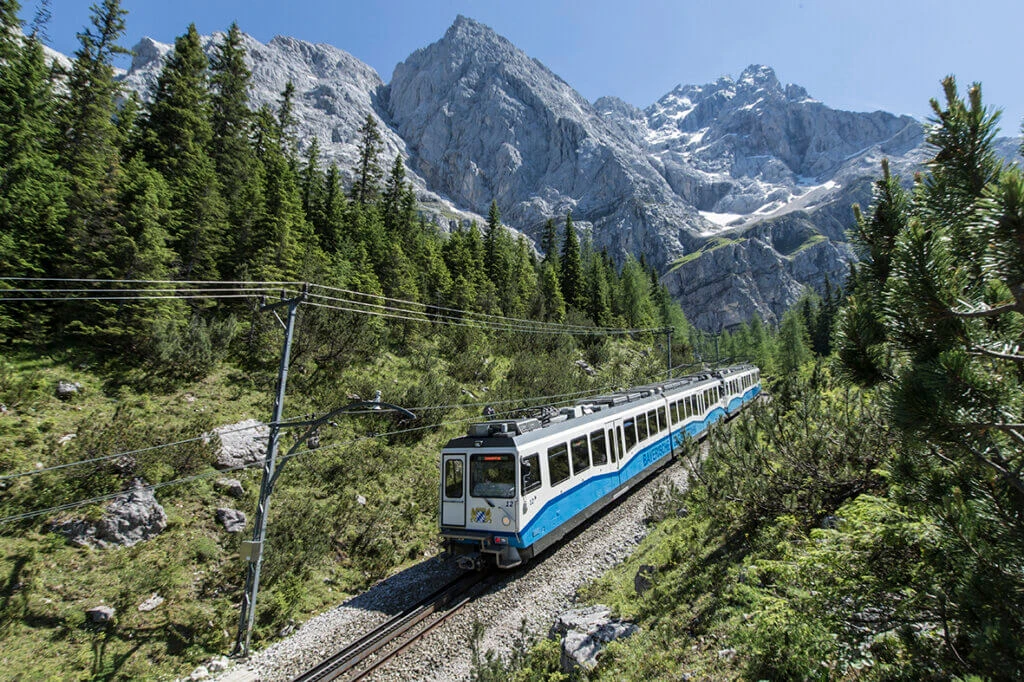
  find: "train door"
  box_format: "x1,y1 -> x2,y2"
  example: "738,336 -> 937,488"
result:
441,453 -> 466,527
611,419 -> 626,471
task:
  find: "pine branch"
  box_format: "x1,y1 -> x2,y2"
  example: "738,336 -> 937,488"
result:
968,344 -> 1024,362
949,300 -> 1018,318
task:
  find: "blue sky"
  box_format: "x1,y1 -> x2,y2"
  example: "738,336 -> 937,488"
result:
34,0 -> 1024,135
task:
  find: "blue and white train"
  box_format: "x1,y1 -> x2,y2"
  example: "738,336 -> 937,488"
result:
439,364 -> 761,569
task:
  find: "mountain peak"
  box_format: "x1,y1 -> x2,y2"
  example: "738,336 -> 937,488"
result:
738,64 -> 781,92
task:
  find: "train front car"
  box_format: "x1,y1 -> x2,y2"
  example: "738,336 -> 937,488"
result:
440,419 -> 535,570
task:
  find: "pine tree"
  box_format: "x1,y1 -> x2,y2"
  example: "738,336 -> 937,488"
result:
209,21 -> 264,278
382,154 -> 408,235
0,12 -> 67,280
540,217 -> 559,268
142,23 -> 227,279
352,114 -> 383,206
0,3 -> 68,339
833,79 -> 1024,676
58,0 -> 129,281
775,306 -> 811,375
559,212 -> 583,309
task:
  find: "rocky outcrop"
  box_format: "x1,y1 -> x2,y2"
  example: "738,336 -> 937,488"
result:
212,419 -> 268,470
384,15 -> 708,266
55,483 -> 167,548
216,508 -> 247,533
552,605 -> 639,673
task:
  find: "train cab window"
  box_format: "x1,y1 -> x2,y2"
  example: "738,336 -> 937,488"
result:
590,430 -> 608,466
571,435 -> 590,475
636,413 -> 649,441
521,453 -> 542,494
444,459 -> 464,499
547,443 -> 570,486
615,426 -> 623,461
623,419 -> 637,453
470,453 -> 515,498
647,410 -> 658,436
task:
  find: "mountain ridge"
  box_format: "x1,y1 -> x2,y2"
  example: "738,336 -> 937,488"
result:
110,16 -> 1021,330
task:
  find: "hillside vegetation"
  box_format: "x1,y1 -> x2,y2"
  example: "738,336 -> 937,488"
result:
478,81 -> 1024,680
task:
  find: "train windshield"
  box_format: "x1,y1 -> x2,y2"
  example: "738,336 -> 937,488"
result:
470,452 -> 516,498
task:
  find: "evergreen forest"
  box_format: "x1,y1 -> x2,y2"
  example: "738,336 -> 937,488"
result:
1,1 -> 1022,680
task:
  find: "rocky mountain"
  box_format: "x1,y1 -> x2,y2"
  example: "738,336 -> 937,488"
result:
114,16 -> 1021,331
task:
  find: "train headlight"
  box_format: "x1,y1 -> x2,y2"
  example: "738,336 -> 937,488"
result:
502,516 -> 510,526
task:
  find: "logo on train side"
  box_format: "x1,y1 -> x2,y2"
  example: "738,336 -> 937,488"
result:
471,507 -> 492,524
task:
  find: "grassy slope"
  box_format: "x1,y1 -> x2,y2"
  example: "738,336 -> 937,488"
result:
0,335 -> 659,680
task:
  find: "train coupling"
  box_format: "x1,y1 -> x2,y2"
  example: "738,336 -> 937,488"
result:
456,552 -> 484,571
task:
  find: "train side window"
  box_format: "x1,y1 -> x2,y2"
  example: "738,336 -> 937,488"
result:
590,430 -> 608,466
647,409 -> 658,436
623,419 -> 637,452
444,459 -> 463,499
636,413 -> 648,441
659,407 -> 668,431
521,453 -> 542,494
547,444 -> 570,486
671,401 -> 680,423
615,426 -> 624,461
571,435 -> 590,475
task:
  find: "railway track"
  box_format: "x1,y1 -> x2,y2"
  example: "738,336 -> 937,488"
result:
292,571 -> 499,682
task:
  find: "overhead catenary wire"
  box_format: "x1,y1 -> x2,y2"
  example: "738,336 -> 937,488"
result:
0,364 -> 692,524
307,282 -> 655,334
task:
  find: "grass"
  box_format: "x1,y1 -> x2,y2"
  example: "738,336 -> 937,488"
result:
668,238 -> 739,271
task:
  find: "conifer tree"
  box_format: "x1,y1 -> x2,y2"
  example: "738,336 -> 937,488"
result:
540,217 -> 559,268
209,22 -> 264,278
250,97 -> 314,281
142,23 -> 227,279
382,154 -> 408,235
559,212 -> 583,309
352,114 -> 383,205
833,79 -> 1024,675
0,8 -> 67,281
58,0 -> 129,281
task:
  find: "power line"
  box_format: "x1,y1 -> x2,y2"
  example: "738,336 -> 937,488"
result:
307,282 -> 654,335
0,369 -> 680,525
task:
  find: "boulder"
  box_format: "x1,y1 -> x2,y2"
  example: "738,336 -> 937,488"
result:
552,605 -> 639,673
138,593 -> 164,612
86,604 -> 115,624
634,564 -> 656,595
216,508 -> 247,533
55,380 -> 82,400
214,478 -> 245,499
55,483 -> 167,548
213,419 -> 269,470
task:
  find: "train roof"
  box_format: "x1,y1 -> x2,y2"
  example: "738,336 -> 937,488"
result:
443,364 -> 758,452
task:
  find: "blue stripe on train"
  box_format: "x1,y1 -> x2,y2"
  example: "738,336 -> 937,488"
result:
515,385 -> 760,548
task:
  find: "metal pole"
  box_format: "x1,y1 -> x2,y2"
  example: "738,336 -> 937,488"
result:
234,293 -> 304,657
665,327 -> 673,379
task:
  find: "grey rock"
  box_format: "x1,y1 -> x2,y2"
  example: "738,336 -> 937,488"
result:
138,593 -> 164,612
214,478 -> 245,499
206,656 -> 231,674
55,380 -> 81,400
55,483 -> 167,548
188,665 -> 210,681
216,508 -> 247,533
552,605 -> 639,673
634,564 -> 656,595
86,604 -> 115,624
212,419 -> 268,470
